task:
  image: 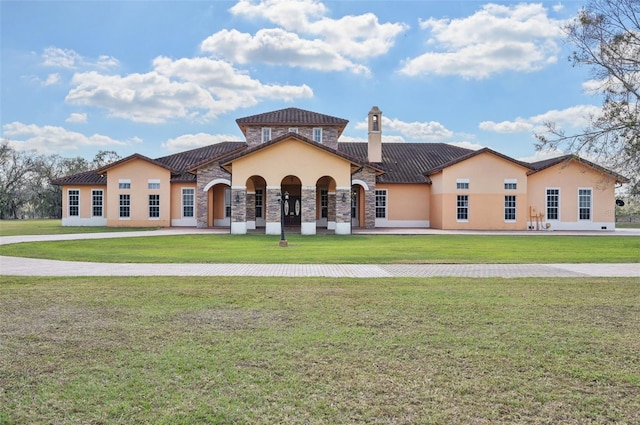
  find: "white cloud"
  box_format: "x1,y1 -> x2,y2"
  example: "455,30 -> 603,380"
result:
449,141 -> 484,151
65,113 -> 88,123
2,121 -> 128,154
201,28 -> 369,75
42,47 -> 119,70
356,116 -> 454,140
401,3 -> 564,79
65,57 -> 313,123
480,104 -> 602,133
204,0 -> 407,73
43,73 -> 61,86
162,133 -> 240,153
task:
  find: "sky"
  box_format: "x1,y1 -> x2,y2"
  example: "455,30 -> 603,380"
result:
1,0 -> 600,164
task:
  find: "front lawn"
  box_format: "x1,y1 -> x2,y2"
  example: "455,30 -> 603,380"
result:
0,219 -> 156,237
1,276 -> 638,424
1,233 -> 639,263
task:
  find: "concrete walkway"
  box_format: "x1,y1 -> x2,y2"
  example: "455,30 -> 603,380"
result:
1,229 -> 639,278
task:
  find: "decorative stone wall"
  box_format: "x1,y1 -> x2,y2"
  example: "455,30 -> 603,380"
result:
328,192 -> 336,222
245,126 -> 339,149
266,187 -> 281,223
352,167 -> 377,229
301,186 -> 316,224
245,193 -> 256,223
195,163 -> 230,228
335,188 -> 352,225
231,188 -> 246,224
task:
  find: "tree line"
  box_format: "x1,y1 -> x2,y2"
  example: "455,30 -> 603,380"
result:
0,140 -> 120,219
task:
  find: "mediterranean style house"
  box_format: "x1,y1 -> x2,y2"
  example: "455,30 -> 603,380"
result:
54,106 -> 628,234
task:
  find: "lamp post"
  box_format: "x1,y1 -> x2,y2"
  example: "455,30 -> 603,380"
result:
277,191 -> 289,247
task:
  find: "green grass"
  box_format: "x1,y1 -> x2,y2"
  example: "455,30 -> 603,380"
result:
1,276 -> 638,424
2,233 -> 639,263
0,219 -> 157,236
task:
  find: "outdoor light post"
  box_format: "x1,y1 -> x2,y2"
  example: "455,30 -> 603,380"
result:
277,191 -> 289,247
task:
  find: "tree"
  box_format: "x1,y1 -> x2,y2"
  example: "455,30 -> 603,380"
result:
0,141 -> 40,219
536,0 -> 639,196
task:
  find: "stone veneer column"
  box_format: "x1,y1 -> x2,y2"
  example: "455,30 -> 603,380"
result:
265,186 -> 282,235
327,192 -> 336,230
246,192 -> 256,230
230,186 -> 247,234
195,163 -> 231,228
353,167 -> 377,229
301,186 -> 316,235
335,187 -> 352,235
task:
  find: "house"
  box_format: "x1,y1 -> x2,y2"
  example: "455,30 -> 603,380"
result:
54,106 -> 628,233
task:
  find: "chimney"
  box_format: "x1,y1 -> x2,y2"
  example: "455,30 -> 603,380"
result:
367,106 -> 382,162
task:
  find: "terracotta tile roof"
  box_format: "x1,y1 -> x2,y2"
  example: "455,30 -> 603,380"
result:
156,142 -> 247,177
52,169 -> 106,185
236,107 -> 349,136
338,142 -> 474,183
527,154 -> 629,183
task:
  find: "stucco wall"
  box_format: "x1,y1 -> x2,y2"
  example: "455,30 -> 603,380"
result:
104,159 -> 172,227
60,185 -> 107,226
437,153 -> 530,230
527,160 -> 617,230
376,183 -> 430,227
170,183 -> 197,226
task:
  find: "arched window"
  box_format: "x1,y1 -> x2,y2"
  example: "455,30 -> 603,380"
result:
372,115 -> 379,131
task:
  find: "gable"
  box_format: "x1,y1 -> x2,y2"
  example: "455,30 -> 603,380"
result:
229,136 -> 356,186
440,151 -> 530,193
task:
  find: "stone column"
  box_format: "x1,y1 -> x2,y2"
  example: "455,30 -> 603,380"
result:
246,192 -> 256,230
301,186 -> 316,235
327,191 -> 336,230
195,163 -> 231,228
230,186 -> 247,234
335,187 -> 352,235
353,167 -> 377,229
265,186 -> 281,235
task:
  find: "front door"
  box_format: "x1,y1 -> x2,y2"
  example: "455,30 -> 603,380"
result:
351,189 -> 359,227
284,196 -> 301,226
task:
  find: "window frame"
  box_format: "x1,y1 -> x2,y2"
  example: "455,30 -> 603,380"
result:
255,189 -> 263,218
148,179 -> 160,190
578,188 -> 592,221
261,127 -> 272,143
119,194 -> 131,219
313,127 -> 322,143
68,189 -> 80,217
456,195 -> 469,222
456,178 -> 469,190
375,189 -> 387,218
504,195 -> 516,222
91,189 -> 103,217
119,179 -> 131,190
504,179 -> 517,190
546,188 -> 560,221
182,188 -> 195,218
320,189 -> 328,219
148,194 -> 160,219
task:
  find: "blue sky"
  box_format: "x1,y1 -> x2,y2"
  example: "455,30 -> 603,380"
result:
1,0 -> 599,163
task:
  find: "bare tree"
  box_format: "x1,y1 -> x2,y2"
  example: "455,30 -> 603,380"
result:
536,0 -> 639,195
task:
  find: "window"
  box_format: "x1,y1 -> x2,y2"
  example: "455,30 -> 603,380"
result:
375,189 -> 387,218
546,188 -> 559,220
504,195 -> 516,221
457,195 -> 469,221
288,128 -> 298,134
149,194 -> 160,218
456,179 -> 469,190
68,190 -> 79,216
148,179 -> 160,190
504,179 -> 517,190
372,114 -> 379,131
119,179 -> 131,189
313,127 -> 322,143
255,189 -> 263,218
92,190 -> 103,217
262,127 -> 271,143
320,189 -> 328,218
579,188 -> 592,220
225,188 -> 231,218
119,194 -> 130,218
182,188 -> 194,218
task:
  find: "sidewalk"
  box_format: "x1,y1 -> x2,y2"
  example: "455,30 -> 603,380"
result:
1,229 -> 639,278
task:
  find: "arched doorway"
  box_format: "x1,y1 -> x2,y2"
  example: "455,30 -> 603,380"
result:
203,178 -> 231,228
